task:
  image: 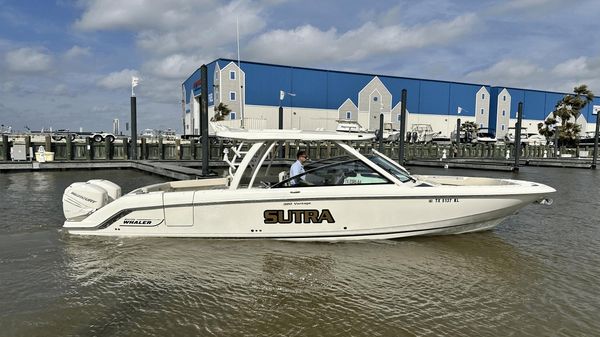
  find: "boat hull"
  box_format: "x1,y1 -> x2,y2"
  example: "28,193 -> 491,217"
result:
64,184 -> 551,241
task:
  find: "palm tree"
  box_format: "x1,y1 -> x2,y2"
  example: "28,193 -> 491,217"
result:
460,121 -> 478,142
211,103 -> 232,121
538,85 -> 594,147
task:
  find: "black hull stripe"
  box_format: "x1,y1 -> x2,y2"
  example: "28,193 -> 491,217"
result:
72,218 -> 501,239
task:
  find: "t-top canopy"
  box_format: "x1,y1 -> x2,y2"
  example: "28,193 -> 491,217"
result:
212,123 -> 376,141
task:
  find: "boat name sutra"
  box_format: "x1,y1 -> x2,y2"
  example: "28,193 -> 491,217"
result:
264,209 -> 335,224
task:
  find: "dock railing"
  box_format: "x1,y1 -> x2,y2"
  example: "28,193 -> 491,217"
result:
0,135 -> 594,164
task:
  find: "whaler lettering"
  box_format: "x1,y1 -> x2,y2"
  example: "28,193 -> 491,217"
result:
123,219 -> 152,225
263,209 -> 335,224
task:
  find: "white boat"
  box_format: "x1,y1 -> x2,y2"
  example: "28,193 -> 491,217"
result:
504,127 -> 547,146
472,128 -> 497,144
62,125 -> 555,241
407,124 -> 440,144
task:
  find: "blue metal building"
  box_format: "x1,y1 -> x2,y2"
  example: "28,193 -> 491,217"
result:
182,59 -> 600,137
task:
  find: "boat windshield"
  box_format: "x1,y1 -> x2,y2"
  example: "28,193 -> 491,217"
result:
366,154 -> 413,183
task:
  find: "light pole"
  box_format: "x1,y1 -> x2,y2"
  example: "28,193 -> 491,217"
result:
279,90 -> 296,129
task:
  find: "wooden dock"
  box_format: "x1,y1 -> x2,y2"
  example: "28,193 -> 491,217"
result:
0,134 -> 597,178
0,160 -> 209,180
407,157 -> 593,170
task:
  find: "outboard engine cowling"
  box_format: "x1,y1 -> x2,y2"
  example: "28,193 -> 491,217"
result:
62,180 -> 121,221
88,179 -> 121,201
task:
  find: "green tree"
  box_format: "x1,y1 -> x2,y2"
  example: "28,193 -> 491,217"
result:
538,85 -> 594,146
211,102 -> 232,121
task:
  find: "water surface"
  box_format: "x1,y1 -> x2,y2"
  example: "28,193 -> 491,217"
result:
0,167 -> 598,336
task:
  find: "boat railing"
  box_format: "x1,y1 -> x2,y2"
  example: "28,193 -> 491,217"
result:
223,142 -> 248,180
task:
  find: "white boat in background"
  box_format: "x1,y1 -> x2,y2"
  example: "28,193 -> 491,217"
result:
407,124 -> 440,144
62,124 -> 555,241
336,120 -> 400,141
472,128 -> 497,144
504,127 -> 547,146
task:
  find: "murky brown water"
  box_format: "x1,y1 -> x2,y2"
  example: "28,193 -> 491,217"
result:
1,167 -> 599,336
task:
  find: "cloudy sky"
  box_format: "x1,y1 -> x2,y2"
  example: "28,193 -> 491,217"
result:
1,0 -> 599,133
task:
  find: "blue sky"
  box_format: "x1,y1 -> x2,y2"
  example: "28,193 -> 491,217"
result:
1,0 -> 599,133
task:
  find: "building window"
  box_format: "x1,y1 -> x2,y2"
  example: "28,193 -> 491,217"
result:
230,112 -> 236,120
501,124 -> 505,131
229,91 -> 236,101
503,96 -> 506,101
502,110 -> 506,116
345,111 -> 352,120
480,123 -> 484,128
230,70 -> 236,80
482,93 -> 485,100
481,108 -> 484,115
373,96 -> 378,102
397,114 -> 402,122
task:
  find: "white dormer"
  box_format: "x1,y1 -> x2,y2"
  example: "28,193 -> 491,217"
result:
475,86 -> 490,129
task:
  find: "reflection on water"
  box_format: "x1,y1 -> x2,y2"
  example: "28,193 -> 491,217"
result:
1,168 -> 600,336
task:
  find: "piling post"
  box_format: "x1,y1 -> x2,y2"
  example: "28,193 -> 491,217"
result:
190,139 -> 197,160
455,118 -> 461,154
140,138 -> 146,160
104,137 -> 111,160
378,113 -> 384,152
398,89 -> 408,165
593,108 -> 600,169
44,135 -> 51,155
85,137 -> 92,161
1,135 -> 8,161
200,64 -> 209,176
65,134 -> 72,160
553,126 -> 559,157
514,102 -> 523,171
158,136 -> 164,160
130,96 -> 138,160
121,138 -> 127,159
25,136 -> 31,161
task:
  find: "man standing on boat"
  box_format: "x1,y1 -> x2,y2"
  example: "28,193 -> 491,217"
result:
290,150 -> 308,186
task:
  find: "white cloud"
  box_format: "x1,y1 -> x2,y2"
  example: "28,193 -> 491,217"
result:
465,59 -> 544,86
65,45 -> 91,59
462,57 -> 600,93
91,105 -> 112,112
493,0 -> 563,13
244,14 -> 479,65
75,0 -> 204,31
551,56 -> 600,79
135,2 -> 266,55
5,47 -> 53,73
51,84 -> 74,96
76,0 -> 266,56
143,54 -> 204,79
98,69 -> 139,89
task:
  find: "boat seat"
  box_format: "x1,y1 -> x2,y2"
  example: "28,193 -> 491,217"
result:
278,171 -> 289,182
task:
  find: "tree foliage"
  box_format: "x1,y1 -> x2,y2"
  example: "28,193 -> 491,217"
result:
211,102 -> 232,121
538,85 -> 594,146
